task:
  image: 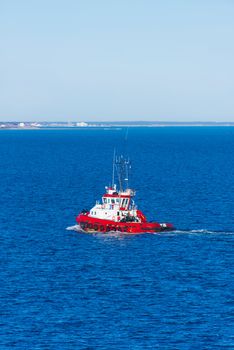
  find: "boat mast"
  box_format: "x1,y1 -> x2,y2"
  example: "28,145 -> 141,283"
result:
112,148 -> 116,188
115,155 -> 131,192
125,157 -> 130,189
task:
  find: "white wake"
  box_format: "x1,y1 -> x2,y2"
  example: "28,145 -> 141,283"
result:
66,225 -> 234,236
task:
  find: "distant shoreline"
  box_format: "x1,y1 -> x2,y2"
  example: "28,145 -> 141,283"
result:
0,121 -> 234,130
1,126 -> 234,130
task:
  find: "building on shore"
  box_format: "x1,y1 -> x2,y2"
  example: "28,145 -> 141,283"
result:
76,122 -> 88,127
18,122 -> 25,128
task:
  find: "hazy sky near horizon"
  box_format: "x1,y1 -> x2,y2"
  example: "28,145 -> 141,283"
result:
1,0 -> 234,122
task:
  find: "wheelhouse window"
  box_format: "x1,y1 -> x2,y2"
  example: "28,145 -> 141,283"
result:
121,198 -> 129,207
121,198 -> 126,206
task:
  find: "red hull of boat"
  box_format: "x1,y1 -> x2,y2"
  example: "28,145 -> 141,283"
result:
76,214 -> 174,234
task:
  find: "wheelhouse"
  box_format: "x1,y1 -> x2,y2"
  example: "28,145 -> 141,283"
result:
102,194 -> 130,210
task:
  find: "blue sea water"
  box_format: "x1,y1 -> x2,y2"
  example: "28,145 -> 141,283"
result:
0,127 -> 233,349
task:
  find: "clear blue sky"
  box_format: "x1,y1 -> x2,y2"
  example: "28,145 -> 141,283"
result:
1,0 -> 234,121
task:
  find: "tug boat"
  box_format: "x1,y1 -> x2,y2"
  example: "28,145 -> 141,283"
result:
76,155 -> 175,234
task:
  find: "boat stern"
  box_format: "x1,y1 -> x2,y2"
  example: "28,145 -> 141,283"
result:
159,223 -> 175,231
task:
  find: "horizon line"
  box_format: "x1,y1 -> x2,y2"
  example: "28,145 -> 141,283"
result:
1,120 -> 234,124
